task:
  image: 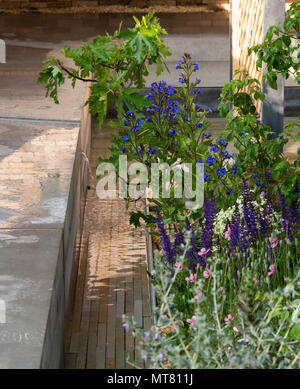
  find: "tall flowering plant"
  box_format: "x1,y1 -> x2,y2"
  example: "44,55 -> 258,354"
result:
100,54 -> 240,226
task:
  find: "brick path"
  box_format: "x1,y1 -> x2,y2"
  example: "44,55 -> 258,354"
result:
63,123 -> 151,369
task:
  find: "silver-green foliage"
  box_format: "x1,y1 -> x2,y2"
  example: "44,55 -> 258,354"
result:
124,236 -> 300,369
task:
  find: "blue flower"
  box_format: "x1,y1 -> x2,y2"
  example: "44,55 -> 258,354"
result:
256,182 -> 262,188
231,153 -> 235,160
195,87 -> 203,94
178,77 -> 185,83
146,93 -> 153,101
224,150 -> 229,158
146,107 -> 152,113
226,189 -> 234,195
204,173 -> 210,181
169,128 -> 176,137
151,82 -> 157,89
196,159 -> 202,166
145,116 -> 151,123
194,61 -> 199,71
241,132 -> 246,136
148,147 -> 157,155
195,103 -> 200,109
210,145 -> 220,153
206,155 -> 216,166
126,110 -> 133,115
122,135 -> 129,141
221,167 -> 226,174
196,78 -> 201,83
166,85 -> 176,96
219,138 -> 227,146
216,169 -> 222,176
123,323 -> 129,332
175,59 -> 183,69
136,118 -> 143,125
121,146 -> 128,153
122,118 -> 128,126
152,104 -> 159,111
232,165 -> 237,175
183,115 -> 188,121
198,123 -> 204,129
130,125 -> 140,132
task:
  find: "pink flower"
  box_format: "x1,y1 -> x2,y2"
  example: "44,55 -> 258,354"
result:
268,264 -> 275,277
253,277 -> 259,286
186,316 -> 197,330
175,262 -> 183,271
195,292 -> 205,301
198,248 -> 210,256
203,268 -> 211,279
185,273 -> 197,283
272,237 -> 278,248
224,314 -> 234,323
233,326 -> 241,333
224,227 -> 231,239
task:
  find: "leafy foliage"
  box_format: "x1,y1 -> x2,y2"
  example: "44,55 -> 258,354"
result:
38,13 -> 171,128
219,69 -> 299,203
248,1 -> 300,89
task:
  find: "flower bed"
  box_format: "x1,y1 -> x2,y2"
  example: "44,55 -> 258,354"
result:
39,4 -> 300,369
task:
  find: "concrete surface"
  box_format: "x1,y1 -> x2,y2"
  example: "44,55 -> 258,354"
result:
0,16 -> 91,369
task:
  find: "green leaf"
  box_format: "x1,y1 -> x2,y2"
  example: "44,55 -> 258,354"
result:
282,35 -> 291,47
127,32 -> 154,62
289,322 -> 300,340
266,71 -> 278,90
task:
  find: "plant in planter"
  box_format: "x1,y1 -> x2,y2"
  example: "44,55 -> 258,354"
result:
38,12 -> 171,128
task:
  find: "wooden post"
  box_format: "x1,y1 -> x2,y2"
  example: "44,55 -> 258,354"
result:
262,0 -> 285,137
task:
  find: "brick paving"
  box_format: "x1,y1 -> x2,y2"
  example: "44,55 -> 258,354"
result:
63,123 -> 151,369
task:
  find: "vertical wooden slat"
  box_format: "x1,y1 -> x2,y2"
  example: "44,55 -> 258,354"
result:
231,0 -> 264,115
96,323 -> 106,369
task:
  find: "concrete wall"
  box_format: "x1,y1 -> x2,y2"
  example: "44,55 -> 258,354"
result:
40,85 -> 91,368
